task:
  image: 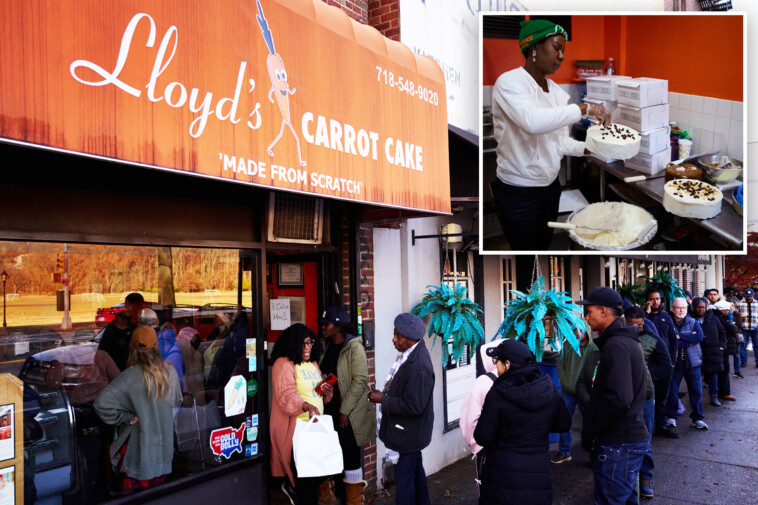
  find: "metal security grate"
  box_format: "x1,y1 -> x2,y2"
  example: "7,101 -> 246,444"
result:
270,193 -> 323,243
697,0 -> 732,10
483,15 -> 572,41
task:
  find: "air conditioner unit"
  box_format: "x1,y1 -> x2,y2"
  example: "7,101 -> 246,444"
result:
267,192 -> 324,244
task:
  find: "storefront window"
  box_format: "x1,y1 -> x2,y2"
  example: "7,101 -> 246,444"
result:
0,241 -> 262,504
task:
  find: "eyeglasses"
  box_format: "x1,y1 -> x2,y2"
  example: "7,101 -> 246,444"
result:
491,357 -> 499,364
303,339 -> 314,347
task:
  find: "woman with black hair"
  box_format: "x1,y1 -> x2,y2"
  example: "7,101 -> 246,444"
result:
474,339 -> 570,505
490,19 -> 611,250
270,324 -> 334,505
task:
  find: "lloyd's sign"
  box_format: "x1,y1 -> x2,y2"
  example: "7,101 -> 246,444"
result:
0,0 -> 450,213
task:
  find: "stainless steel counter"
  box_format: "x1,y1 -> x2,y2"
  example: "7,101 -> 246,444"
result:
590,158 -> 743,249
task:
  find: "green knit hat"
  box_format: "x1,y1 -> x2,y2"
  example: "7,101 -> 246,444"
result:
519,19 -> 569,55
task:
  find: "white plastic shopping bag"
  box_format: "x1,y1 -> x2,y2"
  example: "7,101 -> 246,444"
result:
292,415 -> 344,478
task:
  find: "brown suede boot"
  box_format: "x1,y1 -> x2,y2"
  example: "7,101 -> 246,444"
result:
344,479 -> 367,505
318,478 -> 337,505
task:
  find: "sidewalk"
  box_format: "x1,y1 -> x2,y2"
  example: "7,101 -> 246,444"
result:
369,364 -> 758,504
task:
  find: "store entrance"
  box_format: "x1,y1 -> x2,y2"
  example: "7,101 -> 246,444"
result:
265,259 -> 321,345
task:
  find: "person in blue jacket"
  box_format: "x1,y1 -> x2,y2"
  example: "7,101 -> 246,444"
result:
157,323 -> 185,391
666,297 -> 707,431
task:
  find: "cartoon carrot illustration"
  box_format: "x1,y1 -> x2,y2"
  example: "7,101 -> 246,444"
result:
256,0 -> 306,167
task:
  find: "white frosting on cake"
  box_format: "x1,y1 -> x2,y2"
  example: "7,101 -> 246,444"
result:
585,123 -> 641,160
571,202 -> 653,246
663,180 -> 722,219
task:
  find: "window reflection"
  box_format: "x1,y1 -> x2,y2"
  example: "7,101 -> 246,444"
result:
0,242 -> 259,504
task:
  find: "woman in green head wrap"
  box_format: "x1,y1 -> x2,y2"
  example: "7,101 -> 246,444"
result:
490,19 -> 611,251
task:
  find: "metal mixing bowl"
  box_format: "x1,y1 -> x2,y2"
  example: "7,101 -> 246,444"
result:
697,155 -> 743,185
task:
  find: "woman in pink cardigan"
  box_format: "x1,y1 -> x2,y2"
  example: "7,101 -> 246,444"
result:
270,324 -> 333,505
460,340 -> 501,491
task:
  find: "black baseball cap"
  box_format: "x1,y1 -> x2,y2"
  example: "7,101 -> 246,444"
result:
576,286 -> 623,310
485,339 -> 535,365
316,307 -> 350,324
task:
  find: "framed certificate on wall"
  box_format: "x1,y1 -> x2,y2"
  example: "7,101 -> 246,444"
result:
277,263 -> 304,288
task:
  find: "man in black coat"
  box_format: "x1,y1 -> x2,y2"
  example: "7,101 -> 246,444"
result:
645,289 -> 679,439
578,287 -> 649,505
368,313 -> 434,505
692,297 -> 727,406
712,300 -> 738,402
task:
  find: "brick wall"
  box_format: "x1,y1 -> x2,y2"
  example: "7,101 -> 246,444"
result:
358,223 -> 377,491
340,215 -> 352,309
323,0 -> 369,24
337,217 -> 377,491
322,0 -> 395,492
368,0 -> 400,40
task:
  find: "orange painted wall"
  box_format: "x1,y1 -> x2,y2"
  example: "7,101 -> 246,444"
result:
483,16 -> 606,86
483,15 -> 743,101
623,16 -> 742,101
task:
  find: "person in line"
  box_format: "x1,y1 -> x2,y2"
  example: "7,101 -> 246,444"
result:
317,307 -> 376,505
725,288 -> 740,303
683,291 -> 693,308
490,19 -> 612,250
730,301 -> 744,379
691,297 -> 726,407
270,324 -> 334,505
74,313 -> 123,405
737,288 -> 758,368
176,327 -> 205,405
98,292 -> 144,372
704,289 -> 720,307
552,325 -> 596,465
460,340 -> 501,493
713,300 -> 737,402
73,312 -> 125,489
666,297 -> 707,431
577,287 -> 648,505
138,309 -> 186,392
625,306 -> 671,501
644,289 -> 679,439
473,339 -> 570,505
94,324 -> 182,496
199,312 -> 231,404
368,313 -> 434,505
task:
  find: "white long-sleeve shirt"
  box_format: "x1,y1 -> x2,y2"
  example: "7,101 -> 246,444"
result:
492,67 -> 586,187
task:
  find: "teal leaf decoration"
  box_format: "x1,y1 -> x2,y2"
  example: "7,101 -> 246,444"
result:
495,275 -> 585,362
411,282 -> 485,365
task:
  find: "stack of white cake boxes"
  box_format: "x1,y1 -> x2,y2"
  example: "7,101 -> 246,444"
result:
585,76 -> 671,174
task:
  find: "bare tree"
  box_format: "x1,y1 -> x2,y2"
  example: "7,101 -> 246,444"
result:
157,247 -> 176,306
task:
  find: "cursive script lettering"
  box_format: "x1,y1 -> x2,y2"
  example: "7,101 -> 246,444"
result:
70,12 -> 259,138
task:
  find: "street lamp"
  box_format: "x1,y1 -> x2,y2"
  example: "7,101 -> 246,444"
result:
1,271 -> 7,328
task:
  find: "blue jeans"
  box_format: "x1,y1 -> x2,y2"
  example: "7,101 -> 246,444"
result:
395,451 -> 430,505
539,362 -> 560,444
743,328 -> 758,365
734,344 -> 743,373
593,440 -> 648,505
639,398 -> 655,482
559,392 -> 582,456
704,371 -> 719,397
667,364 -> 704,422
